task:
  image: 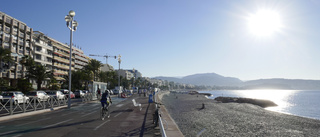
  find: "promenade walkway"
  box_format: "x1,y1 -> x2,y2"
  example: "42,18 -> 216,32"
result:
0,93 -> 183,137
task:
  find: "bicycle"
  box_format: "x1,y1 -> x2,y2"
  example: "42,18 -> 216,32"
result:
100,103 -> 110,120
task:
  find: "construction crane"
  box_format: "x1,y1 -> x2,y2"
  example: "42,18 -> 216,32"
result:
89,54 -> 117,64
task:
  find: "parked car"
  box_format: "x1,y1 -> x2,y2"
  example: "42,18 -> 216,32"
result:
60,89 -> 74,98
74,90 -> 85,98
0,94 -> 3,103
45,91 -> 66,100
1,91 -> 30,105
60,89 -> 69,94
113,89 -> 123,95
26,91 -> 50,102
69,91 -> 75,99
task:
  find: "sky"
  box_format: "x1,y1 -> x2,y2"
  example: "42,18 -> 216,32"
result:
2,0 -> 320,80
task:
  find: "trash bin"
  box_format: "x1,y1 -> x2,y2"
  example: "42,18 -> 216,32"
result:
148,94 -> 153,103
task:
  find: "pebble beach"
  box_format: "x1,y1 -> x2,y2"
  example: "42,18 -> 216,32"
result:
161,92 -> 320,137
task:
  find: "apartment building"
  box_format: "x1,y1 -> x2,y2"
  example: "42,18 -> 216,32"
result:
0,11 -> 33,86
33,31 -> 53,70
116,69 -> 142,80
33,31 -> 90,87
73,47 -> 89,70
100,64 -> 115,72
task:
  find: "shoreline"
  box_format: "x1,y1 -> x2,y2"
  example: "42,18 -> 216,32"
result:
161,92 -> 320,137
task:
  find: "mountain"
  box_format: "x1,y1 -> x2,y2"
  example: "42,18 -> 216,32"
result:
243,78 -> 320,90
154,73 -> 242,86
153,73 -> 320,90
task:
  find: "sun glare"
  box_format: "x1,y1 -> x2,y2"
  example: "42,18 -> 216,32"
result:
247,10 -> 282,36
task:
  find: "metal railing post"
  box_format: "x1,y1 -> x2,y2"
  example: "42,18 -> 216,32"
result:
43,99 -> 46,109
34,98 -> 37,111
10,98 -> 13,115
23,97 -> 26,113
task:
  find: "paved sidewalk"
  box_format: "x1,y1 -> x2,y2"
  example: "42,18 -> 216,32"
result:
0,93 -> 183,137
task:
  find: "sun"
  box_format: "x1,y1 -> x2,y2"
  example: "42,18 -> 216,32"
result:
247,10 -> 282,36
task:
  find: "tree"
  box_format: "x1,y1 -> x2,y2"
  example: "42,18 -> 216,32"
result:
19,56 -> 35,81
17,79 -> 33,93
28,64 -> 52,90
0,47 -> 14,73
84,59 -> 103,81
0,78 -> 9,91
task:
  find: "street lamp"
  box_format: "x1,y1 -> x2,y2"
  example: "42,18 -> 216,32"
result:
132,68 -> 135,90
118,54 -> 121,89
65,10 -> 78,109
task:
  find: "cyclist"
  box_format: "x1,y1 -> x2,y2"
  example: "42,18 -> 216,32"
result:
100,90 -> 112,110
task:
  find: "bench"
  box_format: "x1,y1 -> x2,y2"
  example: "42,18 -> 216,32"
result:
132,99 -> 142,111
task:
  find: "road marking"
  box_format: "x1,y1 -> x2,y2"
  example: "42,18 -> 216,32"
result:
81,110 -> 98,117
42,119 -> 73,129
94,120 -> 110,130
16,117 -> 51,127
116,104 -> 124,107
0,130 -> 17,136
113,112 -> 123,118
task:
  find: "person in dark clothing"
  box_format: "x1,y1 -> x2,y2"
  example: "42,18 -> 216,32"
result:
100,90 -> 112,109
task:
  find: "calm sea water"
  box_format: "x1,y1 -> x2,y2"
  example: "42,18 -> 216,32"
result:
200,90 -> 320,120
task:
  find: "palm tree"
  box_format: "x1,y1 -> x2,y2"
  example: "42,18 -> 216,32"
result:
85,59 -> 103,81
28,64 -> 52,90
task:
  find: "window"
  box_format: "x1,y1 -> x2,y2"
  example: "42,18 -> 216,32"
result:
13,27 -> 18,34
5,18 -> 12,24
12,35 -> 17,42
17,65 -> 22,70
19,24 -> 25,30
4,33 -> 10,42
3,42 -> 9,49
19,32 -> 24,38
4,26 -> 10,33
13,20 -> 18,26
19,46 -> 23,54
36,46 -> 42,52
36,54 -> 41,60
19,38 -> 24,46
47,50 -> 53,55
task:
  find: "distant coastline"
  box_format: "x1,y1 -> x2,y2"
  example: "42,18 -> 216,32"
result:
154,73 -> 320,90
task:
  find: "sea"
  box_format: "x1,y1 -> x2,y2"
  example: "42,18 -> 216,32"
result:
200,90 -> 320,120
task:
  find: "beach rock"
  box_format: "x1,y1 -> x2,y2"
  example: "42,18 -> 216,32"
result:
214,97 -> 277,108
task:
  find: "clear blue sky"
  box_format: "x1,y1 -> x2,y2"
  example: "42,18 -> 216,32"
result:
2,0 -> 320,80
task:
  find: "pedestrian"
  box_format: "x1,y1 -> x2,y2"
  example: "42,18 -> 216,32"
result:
97,88 -> 101,99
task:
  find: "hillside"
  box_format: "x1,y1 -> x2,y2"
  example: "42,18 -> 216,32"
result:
153,73 -> 320,90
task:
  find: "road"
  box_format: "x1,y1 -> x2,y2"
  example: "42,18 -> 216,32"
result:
0,94 -> 157,137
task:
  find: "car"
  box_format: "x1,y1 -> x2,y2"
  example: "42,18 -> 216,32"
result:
1,91 -> 30,105
26,91 -> 50,102
45,91 -> 66,100
0,94 -> 3,103
60,89 -> 69,94
113,89 -> 123,95
69,91 -> 75,99
60,89 -> 74,98
74,90 -> 85,98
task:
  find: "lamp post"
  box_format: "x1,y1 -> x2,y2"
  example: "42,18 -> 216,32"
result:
65,10 -> 78,109
132,68 -> 135,90
118,54 -> 121,89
